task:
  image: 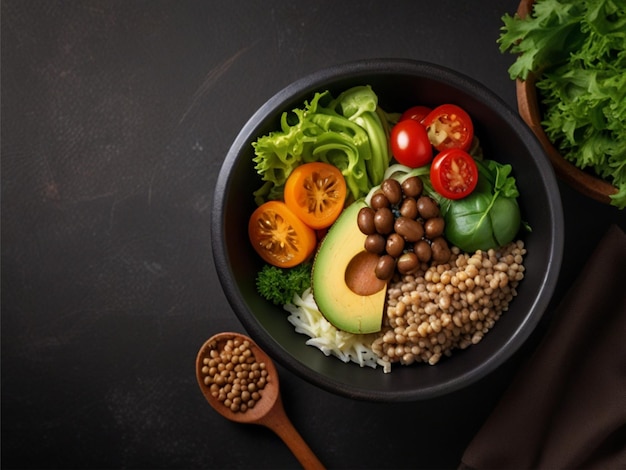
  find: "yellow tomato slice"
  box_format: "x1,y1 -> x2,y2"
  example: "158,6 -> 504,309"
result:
283,162 -> 347,230
248,200 -> 316,268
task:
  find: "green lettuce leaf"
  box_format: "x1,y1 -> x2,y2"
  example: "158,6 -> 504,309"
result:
499,0 -> 626,209
251,86 -> 391,204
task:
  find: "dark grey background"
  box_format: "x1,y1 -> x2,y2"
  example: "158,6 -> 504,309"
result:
2,1 -> 624,468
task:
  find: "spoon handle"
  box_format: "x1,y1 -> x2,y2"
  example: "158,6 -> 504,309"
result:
261,399 -> 326,470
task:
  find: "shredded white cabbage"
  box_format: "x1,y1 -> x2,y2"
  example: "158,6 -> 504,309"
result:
284,288 -> 391,373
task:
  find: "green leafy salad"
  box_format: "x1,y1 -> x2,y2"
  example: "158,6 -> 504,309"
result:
498,0 -> 626,209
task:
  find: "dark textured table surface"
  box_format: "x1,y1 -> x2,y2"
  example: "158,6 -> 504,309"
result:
2,1 -> 625,469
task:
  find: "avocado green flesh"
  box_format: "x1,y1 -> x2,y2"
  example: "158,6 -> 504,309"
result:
311,200 -> 387,334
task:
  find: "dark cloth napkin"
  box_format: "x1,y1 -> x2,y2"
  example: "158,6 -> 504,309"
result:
460,224 -> 626,470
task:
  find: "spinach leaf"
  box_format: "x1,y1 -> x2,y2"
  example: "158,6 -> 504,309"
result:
442,160 -> 522,252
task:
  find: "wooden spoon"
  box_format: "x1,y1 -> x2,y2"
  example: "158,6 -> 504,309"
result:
195,332 -> 325,470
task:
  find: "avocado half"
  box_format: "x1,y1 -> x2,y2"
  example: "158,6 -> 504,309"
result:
311,200 -> 388,334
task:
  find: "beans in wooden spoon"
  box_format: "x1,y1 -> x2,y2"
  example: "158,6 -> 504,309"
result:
195,332 -> 325,470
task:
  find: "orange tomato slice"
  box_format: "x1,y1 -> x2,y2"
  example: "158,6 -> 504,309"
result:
248,200 -> 316,268
283,162 -> 347,230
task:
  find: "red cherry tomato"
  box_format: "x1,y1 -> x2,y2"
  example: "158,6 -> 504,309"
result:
399,105 -> 432,124
423,104 -> 474,152
390,119 -> 433,168
430,148 -> 478,200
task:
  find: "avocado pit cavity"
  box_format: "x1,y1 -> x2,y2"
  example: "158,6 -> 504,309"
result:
345,251 -> 387,296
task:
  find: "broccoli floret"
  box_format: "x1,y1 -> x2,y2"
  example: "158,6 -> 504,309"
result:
256,263 -> 312,306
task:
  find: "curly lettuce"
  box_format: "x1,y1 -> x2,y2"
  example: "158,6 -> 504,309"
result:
498,0 -> 626,209
252,86 -> 392,205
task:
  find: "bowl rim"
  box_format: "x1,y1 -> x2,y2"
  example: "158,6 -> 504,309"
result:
211,58 -> 564,401
514,0 -> 619,205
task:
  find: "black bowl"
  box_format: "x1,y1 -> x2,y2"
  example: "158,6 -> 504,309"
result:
211,59 -> 563,402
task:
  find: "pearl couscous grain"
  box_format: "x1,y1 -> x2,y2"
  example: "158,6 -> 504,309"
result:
201,337 -> 268,412
372,240 -> 526,366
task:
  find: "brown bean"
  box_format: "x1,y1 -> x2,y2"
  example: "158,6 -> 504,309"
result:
394,217 -> 424,242
399,197 -> 418,219
417,196 -> 440,219
375,255 -> 395,280
364,234 -> 386,254
385,233 -> 405,258
381,179 -> 402,205
357,207 -> 376,235
374,207 -> 394,234
397,252 -> 419,274
401,176 -> 423,198
414,239 -> 432,263
370,191 -> 389,210
431,236 -> 451,263
424,217 -> 445,238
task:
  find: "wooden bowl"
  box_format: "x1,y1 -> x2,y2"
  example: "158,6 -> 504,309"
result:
515,0 -> 619,205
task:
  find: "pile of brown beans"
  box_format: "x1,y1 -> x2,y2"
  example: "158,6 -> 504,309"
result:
371,240 -> 526,366
358,176 -> 452,281
201,337 -> 268,413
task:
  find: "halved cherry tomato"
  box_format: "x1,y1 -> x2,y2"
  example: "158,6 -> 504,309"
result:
399,105 -> 432,124
430,148 -> 478,200
390,119 -> 433,168
248,200 -> 316,268
423,104 -> 474,152
283,162 -> 347,230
